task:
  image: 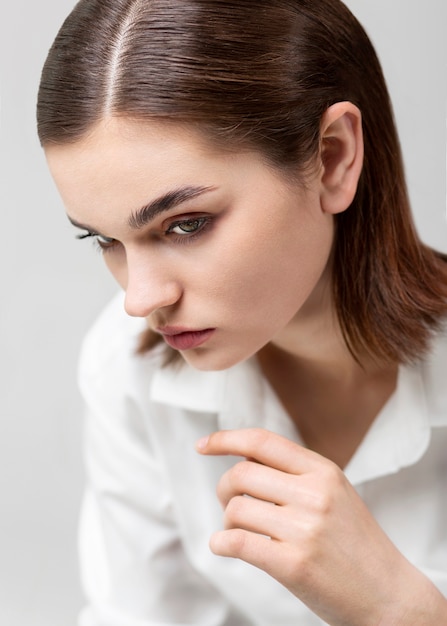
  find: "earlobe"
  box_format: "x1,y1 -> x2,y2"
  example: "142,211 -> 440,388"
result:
319,102 -> 364,215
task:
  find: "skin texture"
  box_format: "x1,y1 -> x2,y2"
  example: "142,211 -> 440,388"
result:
45,103 -> 447,623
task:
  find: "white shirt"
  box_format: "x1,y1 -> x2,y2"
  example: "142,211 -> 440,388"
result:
78,293 -> 447,626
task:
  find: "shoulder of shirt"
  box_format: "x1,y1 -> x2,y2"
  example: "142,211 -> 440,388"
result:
78,291 -> 165,385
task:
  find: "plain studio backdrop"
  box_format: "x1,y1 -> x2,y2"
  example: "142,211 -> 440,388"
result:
0,1 -> 446,624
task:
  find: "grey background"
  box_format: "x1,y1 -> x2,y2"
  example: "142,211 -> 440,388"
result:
1,1 -> 446,624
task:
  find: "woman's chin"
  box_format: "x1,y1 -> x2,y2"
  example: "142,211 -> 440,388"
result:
179,347 -> 250,372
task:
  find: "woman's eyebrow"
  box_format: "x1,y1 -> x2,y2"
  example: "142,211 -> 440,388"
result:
66,185 -> 216,233
128,185 -> 216,229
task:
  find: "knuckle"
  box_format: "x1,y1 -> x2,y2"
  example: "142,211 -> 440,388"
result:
224,495 -> 248,527
249,428 -> 271,451
312,487 -> 334,517
215,480 -> 226,505
322,461 -> 345,491
313,464 -> 345,512
226,528 -> 248,554
230,460 -> 252,486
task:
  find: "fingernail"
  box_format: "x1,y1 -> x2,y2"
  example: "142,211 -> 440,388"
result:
195,435 -> 209,451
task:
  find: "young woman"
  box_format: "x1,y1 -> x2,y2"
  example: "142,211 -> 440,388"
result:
37,1 -> 447,624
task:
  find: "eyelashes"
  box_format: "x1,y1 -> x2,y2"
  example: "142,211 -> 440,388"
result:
76,231 -> 117,252
76,215 -> 213,252
165,216 -> 211,241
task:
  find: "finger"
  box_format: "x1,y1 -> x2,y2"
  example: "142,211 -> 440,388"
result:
222,494 -> 285,539
217,460 -> 294,507
196,428 -> 327,474
210,527 -> 293,583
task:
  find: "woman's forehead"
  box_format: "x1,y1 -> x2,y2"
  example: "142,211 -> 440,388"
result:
44,116 -> 298,226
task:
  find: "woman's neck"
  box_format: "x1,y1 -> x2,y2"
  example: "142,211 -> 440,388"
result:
257,297 -> 398,468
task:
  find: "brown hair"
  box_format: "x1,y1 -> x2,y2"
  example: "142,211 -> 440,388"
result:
37,0 -> 447,364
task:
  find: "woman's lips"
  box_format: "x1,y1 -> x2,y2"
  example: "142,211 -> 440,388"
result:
158,328 -> 216,350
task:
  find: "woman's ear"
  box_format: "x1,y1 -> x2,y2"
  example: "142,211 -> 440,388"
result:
318,102 -> 364,215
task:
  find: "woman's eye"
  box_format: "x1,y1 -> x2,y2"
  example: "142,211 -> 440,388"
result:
167,217 -> 209,237
96,234 -> 116,248
76,231 -> 118,252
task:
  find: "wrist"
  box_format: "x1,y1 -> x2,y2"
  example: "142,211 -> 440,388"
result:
377,566 -> 447,625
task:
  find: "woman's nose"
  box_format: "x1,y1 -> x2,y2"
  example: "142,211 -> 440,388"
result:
123,255 -> 182,318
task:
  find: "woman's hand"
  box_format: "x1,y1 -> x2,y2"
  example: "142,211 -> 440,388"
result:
196,428 -> 446,625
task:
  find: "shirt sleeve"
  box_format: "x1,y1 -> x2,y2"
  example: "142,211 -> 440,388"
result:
76,302 -> 237,626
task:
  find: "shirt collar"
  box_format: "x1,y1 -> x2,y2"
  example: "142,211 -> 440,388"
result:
150,355 -> 302,442
149,334 -> 447,484
344,361 -> 432,484
150,360 -> 228,413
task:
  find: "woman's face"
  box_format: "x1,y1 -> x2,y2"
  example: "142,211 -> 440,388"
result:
46,118 -> 335,371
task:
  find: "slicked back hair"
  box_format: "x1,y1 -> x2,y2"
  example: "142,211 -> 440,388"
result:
37,0 -> 447,364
